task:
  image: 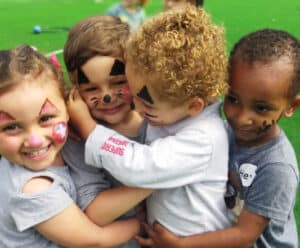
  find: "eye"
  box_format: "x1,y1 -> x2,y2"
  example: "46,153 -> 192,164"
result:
2,123 -> 21,133
255,104 -> 271,113
112,80 -> 127,86
225,94 -> 239,104
40,115 -> 54,123
84,87 -> 98,92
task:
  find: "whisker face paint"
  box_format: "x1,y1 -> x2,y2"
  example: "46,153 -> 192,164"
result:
257,120 -> 276,135
52,122 -> 68,143
117,84 -> 133,103
77,68 -> 90,85
110,60 -> 125,76
91,97 -> 99,107
137,85 -> 154,105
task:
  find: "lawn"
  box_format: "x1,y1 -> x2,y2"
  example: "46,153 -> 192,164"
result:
1,0 -> 300,239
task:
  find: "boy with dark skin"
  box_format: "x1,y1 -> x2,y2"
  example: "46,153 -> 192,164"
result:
135,29 -> 300,248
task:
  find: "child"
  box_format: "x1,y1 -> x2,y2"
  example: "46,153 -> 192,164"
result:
164,0 -> 204,11
134,29 -> 300,248
68,6 -> 232,237
0,45 -> 141,247
106,0 -> 147,30
63,15 -> 151,248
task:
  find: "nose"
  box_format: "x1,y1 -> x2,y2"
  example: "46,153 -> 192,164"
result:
26,133 -> 44,148
234,107 -> 254,126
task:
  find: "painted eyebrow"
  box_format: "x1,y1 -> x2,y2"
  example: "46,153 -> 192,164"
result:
137,85 -> 154,105
39,99 -> 58,115
0,111 -> 15,123
110,60 -> 125,76
77,68 -> 90,85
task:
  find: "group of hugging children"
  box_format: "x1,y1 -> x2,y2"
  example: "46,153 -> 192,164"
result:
0,3 -> 299,248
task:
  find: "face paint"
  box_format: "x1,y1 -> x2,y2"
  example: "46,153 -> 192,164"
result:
257,120 -> 275,135
39,99 -> 58,115
0,111 -> 15,123
91,96 -> 99,108
28,134 -> 43,147
52,122 -> 68,143
117,84 -> 133,104
77,68 -> 90,85
103,94 -> 111,103
137,85 -> 154,104
110,60 -> 125,76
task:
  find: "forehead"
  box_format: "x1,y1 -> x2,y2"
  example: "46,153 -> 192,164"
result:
230,58 -> 293,99
0,80 -> 64,117
80,56 -> 125,83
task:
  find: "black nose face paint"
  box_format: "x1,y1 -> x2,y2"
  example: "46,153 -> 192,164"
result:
103,94 -> 111,103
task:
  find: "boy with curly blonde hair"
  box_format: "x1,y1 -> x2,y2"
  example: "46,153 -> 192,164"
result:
68,6 -> 232,236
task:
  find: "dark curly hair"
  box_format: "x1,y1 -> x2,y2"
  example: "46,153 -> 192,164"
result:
230,29 -> 300,98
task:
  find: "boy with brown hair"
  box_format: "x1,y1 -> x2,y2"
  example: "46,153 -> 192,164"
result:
63,15 -> 152,248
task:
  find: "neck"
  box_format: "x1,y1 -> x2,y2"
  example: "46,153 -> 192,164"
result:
109,111 -> 142,137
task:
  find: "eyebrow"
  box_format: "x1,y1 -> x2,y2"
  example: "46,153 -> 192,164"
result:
39,99 -> 58,115
110,59 -> 125,76
0,111 -> 15,123
137,85 -> 154,105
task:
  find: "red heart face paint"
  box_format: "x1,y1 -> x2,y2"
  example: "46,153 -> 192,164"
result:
52,122 -> 68,143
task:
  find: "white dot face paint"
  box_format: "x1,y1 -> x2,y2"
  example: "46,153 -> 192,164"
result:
52,122 -> 68,144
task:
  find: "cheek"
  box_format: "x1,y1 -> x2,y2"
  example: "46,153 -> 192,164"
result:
0,135 -> 20,156
52,122 -> 68,144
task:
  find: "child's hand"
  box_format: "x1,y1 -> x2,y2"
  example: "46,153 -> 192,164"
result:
67,87 -> 96,140
135,221 -> 180,248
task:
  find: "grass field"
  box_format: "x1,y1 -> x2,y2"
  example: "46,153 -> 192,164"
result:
1,0 -> 300,240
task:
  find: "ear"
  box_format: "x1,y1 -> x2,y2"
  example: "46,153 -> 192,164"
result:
187,97 -> 205,116
284,95 -> 300,117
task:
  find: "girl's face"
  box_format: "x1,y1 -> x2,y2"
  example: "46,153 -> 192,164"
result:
0,78 -> 69,170
77,56 -> 132,126
224,58 -> 295,147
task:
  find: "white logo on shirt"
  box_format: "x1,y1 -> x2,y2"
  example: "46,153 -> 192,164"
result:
239,163 -> 257,187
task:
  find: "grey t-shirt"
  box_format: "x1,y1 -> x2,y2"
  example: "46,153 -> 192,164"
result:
62,121 -> 147,248
228,127 -> 299,248
0,157 -> 76,248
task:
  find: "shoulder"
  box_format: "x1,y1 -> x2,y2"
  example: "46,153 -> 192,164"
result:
22,177 -> 53,193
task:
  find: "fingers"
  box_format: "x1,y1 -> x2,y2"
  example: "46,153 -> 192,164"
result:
134,235 -> 154,247
153,221 -> 165,233
68,87 -> 80,102
142,222 -> 157,238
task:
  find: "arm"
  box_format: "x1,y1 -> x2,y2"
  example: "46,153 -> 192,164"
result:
136,209 -> 269,248
23,177 -> 140,248
85,186 -> 152,226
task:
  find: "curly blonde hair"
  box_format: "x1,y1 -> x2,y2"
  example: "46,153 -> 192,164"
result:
126,6 -> 228,105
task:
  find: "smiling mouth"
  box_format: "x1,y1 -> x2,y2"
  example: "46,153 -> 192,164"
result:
22,144 -> 51,159
100,104 -> 125,115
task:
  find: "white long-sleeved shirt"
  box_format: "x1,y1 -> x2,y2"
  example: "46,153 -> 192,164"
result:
85,100 -> 231,235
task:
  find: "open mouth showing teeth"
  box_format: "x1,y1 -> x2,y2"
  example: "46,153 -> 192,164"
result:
23,144 -> 51,158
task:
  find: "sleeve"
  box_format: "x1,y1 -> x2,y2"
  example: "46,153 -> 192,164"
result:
63,139 -> 112,210
10,178 -> 73,232
85,125 -> 213,189
244,163 -> 298,223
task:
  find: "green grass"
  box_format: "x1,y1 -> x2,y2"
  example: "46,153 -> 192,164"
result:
1,0 -> 300,239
